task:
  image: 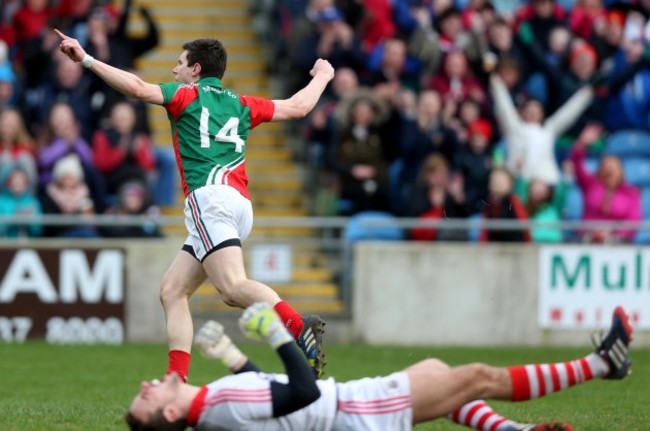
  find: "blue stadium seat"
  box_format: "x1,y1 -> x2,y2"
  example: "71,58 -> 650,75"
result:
563,184 -> 584,221
623,158 -> 650,187
634,187 -> 650,244
343,211 -> 404,243
562,184 -> 584,242
388,159 -> 404,213
583,157 -> 600,174
641,186 -> 650,217
606,130 -> 650,159
467,213 -> 483,243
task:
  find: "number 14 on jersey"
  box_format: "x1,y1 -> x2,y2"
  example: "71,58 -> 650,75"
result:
200,107 -> 245,153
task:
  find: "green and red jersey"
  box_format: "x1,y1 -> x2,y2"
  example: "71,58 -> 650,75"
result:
160,77 -> 275,199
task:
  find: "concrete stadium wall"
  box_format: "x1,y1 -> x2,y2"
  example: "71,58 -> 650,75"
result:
353,242 -> 650,347
3,239 -> 648,347
122,240 -> 177,342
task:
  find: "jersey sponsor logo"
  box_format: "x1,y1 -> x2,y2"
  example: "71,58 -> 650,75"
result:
202,85 -> 237,99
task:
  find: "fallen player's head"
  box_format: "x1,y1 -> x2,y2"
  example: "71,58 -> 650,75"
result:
125,373 -> 187,431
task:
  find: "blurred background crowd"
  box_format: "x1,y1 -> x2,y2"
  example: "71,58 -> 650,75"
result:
2,0 -> 650,244
0,0 -> 169,239
261,0 -> 650,244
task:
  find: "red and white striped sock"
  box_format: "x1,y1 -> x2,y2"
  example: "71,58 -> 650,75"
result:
448,400 -> 522,431
508,353 -> 609,401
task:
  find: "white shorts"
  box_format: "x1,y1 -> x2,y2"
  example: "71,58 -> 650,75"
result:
333,371 -> 413,431
183,185 -> 253,261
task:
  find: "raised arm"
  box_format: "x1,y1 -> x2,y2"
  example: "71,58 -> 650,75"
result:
490,73 -> 523,137
55,29 -> 163,105
272,59 -> 335,121
569,124 -> 602,190
544,85 -> 594,136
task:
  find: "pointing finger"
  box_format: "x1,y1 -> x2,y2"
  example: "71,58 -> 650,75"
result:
54,29 -> 70,40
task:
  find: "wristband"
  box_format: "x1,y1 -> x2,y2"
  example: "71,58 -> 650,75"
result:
81,54 -> 95,69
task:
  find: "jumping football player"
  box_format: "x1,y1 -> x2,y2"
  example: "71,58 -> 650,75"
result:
55,30 -> 334,380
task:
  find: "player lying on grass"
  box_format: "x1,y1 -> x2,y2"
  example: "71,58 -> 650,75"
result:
126,303 -> 633,431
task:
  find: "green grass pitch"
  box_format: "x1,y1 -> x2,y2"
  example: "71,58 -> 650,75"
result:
0,342 -> 647,430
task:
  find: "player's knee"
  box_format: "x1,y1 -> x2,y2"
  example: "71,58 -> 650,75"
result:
219,290 -> 239,307
159,274 -> 187,306
421,358 -> 450,371
217,279 -> 249,308
465,363 -> 501,397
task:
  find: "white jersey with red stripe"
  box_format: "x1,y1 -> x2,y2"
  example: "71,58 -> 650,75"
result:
189,371 -> 413,431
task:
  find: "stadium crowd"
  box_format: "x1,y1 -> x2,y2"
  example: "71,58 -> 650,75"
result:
262,0 -> 650,244
2,0 -> 650,244
0,0 -> 171,239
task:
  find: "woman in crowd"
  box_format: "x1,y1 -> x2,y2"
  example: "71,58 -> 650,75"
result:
0,107 -> 37,184
570,124 -> 642,243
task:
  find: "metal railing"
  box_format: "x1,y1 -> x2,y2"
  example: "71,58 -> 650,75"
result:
0,214 -> 649,232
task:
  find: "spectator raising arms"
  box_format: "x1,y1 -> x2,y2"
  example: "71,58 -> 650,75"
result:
490,72 -> 593,185
570,124 -> 642,243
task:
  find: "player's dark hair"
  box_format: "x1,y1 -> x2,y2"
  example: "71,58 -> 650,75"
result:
183,38 -> 227,79
125,410 -> 187,431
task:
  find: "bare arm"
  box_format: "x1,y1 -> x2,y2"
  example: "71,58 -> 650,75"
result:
490,73 -> 522,137
55,29 -> 164,105
272,59 -> 335,121
544,86 -> 593,137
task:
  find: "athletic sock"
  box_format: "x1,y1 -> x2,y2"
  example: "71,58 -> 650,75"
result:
508,353 -> 609,401
274,301 -> 304,339
167,350 -> 191,382
449,400 -> 523,431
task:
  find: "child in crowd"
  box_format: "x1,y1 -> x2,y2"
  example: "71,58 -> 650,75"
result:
455,118 -> 493,214
40,154 -> 99,238
480,167 -> 531,242
0,161 -> 42,237
101,180 -> 161,238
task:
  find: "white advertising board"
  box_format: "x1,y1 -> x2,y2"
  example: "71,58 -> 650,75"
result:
539,246 -> 650,329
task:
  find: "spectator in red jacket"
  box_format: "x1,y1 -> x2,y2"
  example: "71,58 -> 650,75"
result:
570,0 -> 606,40
361,0 -> 395,53
428,50 -> 486,106
92,101 -> 156,195
12,0 -> 52,44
